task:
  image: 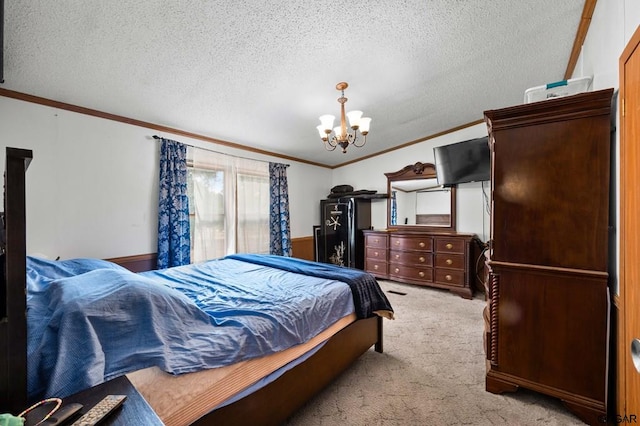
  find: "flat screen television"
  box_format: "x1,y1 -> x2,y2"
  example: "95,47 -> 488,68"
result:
433,136 -> 490,186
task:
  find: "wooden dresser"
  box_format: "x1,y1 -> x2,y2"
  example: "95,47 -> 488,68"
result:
483,88 -> 613,425
363,229 -> 479,299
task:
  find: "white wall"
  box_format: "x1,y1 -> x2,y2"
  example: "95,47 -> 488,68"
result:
574,1 -> 640,294
332,122 -> 490,241
575,0 -> 640,89
0,95 -> 331,259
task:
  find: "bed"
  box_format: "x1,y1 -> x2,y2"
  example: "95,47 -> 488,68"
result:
0,147 -> 393,425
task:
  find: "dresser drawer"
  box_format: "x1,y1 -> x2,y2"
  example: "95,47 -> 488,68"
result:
435,238 -> 465,253
390,236 -> 433,251
434,253 -> 465,269
389,250 -> 432,267
365,233 -> 388,249
366,247 -> 387,261
434,269 -> 465,286
389,265 -> 433,282
366,259 -> 388,276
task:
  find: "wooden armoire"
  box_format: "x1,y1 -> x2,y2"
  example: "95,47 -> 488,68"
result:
483,88 -> 614,425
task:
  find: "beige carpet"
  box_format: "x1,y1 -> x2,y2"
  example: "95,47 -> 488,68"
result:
284,280 -> 586,425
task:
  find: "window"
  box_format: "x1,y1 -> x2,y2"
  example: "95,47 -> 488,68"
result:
188,167 -> 226,261
187,148 -> 269,263
236,172 -> 270,253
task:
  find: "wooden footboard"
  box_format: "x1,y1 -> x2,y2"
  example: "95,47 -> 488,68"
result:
193,316 -> 383,426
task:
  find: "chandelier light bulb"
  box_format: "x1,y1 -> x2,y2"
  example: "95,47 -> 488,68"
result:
346,110 -> 363,129
319,115 -> 335,132
316,125 -> 328,141
359,117 -> 372,134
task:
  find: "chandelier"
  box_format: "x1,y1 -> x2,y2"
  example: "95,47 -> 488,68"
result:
316,82 -> 371,153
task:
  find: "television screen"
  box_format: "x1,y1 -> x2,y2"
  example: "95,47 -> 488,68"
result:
433,136 -> 490,186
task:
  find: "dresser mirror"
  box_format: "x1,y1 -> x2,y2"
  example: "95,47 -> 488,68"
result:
385,162 -> 456,230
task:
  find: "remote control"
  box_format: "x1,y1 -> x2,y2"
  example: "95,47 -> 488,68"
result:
24,402 -> 83,426
40,403 -> 83,425
70,395 -> 127,426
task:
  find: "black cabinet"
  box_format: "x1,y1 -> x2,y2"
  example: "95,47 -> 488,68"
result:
318,198 -> 371,269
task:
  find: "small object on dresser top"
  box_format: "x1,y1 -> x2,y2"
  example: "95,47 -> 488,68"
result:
70,395 -> 126,426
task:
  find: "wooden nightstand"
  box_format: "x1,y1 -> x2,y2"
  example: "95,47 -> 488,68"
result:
63,375 -> 163,425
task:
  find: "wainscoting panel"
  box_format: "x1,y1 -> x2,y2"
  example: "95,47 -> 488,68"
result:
108,236 -> 315,272
291,236 -> 314,261
107,253 -> 157,272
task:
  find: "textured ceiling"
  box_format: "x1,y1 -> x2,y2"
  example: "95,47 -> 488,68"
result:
2,1 -> 587,167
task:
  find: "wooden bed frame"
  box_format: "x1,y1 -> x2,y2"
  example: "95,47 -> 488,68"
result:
0,147 -> 384,425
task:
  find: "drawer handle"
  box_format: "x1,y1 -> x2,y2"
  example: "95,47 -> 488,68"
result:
446,259 -> 453,265
374,238 -> 379,243
395,254 -> 400,259
419,271 -> 425,277
395,240 -> 400,246
394,268 -> 400,273
419,256 -> 425,263
419,242 -> 425,248
445,274 -> 452,281
374,265 -> 379,270
374,251 -> 379,256
446,243 -> 453,249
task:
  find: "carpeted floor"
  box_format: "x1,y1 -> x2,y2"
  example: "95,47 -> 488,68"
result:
284,280 -> 586,425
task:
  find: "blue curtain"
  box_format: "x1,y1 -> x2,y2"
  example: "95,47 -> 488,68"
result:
157,138 -> 191,268
391,190 -> 398,226
269,163 -> 292,256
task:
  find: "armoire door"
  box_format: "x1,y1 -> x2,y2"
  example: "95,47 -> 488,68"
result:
620,24 -> 640,418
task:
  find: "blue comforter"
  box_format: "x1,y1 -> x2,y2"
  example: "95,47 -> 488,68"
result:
26,255 -> 391,401
226,254 -> 393,319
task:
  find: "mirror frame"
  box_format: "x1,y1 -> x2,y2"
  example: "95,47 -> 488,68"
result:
385,161 -> 456,231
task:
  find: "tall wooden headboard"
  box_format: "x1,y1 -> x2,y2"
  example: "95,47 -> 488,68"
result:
0,147 -> 32,413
